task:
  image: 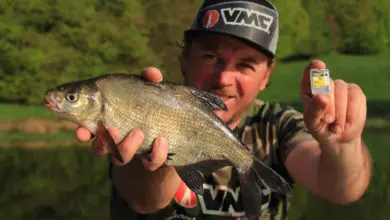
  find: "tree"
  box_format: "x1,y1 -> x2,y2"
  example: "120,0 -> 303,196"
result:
0,0 -> 159,104
272,0 -> 310,60
325,0 -> 380,54
141,0 -> 203,82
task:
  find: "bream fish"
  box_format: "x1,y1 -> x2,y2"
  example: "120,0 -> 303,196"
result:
44,73 -> 292,219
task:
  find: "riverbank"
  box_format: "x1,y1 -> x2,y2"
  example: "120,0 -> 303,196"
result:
0,118 -> 77,134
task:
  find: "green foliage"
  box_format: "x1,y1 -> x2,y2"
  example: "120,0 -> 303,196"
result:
0,0 -> 159,104
141,0 -> 203,82
373,0 -> 390,52
1,0 -> 390,104
272,0 -> 310,60
324,0 -> 380,54
298,0 -> 335,56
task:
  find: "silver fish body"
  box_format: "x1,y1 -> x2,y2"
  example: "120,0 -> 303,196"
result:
45,73 -> 292,219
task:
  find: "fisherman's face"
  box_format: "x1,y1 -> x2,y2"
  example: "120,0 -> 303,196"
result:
181,33 -> 275,129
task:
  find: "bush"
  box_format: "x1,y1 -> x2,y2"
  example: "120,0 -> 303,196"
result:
272,0 -> 310,60
325,0 -> 380,55
0,0 -> 160,104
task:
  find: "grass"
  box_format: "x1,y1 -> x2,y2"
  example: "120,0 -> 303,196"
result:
260,52 -> 390,118
264,52 -> 390,100
0,131 -> 74,142
261,52 -> 390,219
0,104 -> 57,121
288,131 -> 390,220
0,53 -> 389,219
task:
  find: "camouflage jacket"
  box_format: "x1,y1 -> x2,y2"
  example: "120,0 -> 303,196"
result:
109,99 -> 314,220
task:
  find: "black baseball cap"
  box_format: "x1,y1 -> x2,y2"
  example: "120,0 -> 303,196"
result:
184,0 -> 279,58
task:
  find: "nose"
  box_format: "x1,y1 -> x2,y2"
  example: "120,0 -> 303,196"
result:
216,65 -> 237,87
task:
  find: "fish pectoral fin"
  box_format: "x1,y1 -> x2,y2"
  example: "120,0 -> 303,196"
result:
176,166 -> 205,195
175,160 -> 231,195
95,121 -> 124,164
142,148 -> 153,162
167,152 -> 175,161
251,157 -> 293,195
186,87 -> 228,111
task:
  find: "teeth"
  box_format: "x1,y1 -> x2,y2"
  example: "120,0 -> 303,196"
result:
221,97 -> 232,104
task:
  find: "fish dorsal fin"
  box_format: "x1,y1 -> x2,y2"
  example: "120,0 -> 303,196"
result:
185,87 -> 228,111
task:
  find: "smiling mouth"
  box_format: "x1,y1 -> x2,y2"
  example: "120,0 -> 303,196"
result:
218,95 -> 235,102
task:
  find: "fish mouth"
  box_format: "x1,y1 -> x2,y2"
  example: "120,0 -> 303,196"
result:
44,95 -> 59,111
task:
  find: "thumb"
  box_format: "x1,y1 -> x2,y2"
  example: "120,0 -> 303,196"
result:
142,67 -> 163,83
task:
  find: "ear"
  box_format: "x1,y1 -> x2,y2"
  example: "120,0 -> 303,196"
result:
258,62 -> 275,92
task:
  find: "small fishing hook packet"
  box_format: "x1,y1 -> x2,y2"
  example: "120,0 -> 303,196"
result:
310,69 -> 331,95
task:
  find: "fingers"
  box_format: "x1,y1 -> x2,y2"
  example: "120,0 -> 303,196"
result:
329,80 -> 348,134
142,67 -> 163,83
301,59 -> 367,144
303,94 -> 331,133
91,126 -> 120,157
343,84 -> 367,141
141,137 -> 169,171
112,129 -> 144,166
76,126 -> 92,142
346,84 -> 367,125
302,60 -> 337,138
303,80 -> 334,132
108,128 -> 169,172
90,123 -> 169,171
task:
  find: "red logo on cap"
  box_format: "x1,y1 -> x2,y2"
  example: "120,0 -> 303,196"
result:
202,10 -> 219,28
174,180 -> 197,208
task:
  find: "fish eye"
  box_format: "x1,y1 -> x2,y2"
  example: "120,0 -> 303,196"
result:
66,91 -> 79,103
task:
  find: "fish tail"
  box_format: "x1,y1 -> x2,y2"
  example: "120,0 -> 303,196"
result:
238,157 -> 293,219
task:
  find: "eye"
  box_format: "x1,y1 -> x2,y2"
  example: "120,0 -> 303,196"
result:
202,53 -> 216,59
66,91 -> 79,103
238,63 -> 256,72
201,52 -> 218,64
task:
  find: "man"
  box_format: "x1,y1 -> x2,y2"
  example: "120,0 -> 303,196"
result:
76,0 -> 372,219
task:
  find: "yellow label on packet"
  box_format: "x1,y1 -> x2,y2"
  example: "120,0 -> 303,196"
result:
310,69 -> 331,95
